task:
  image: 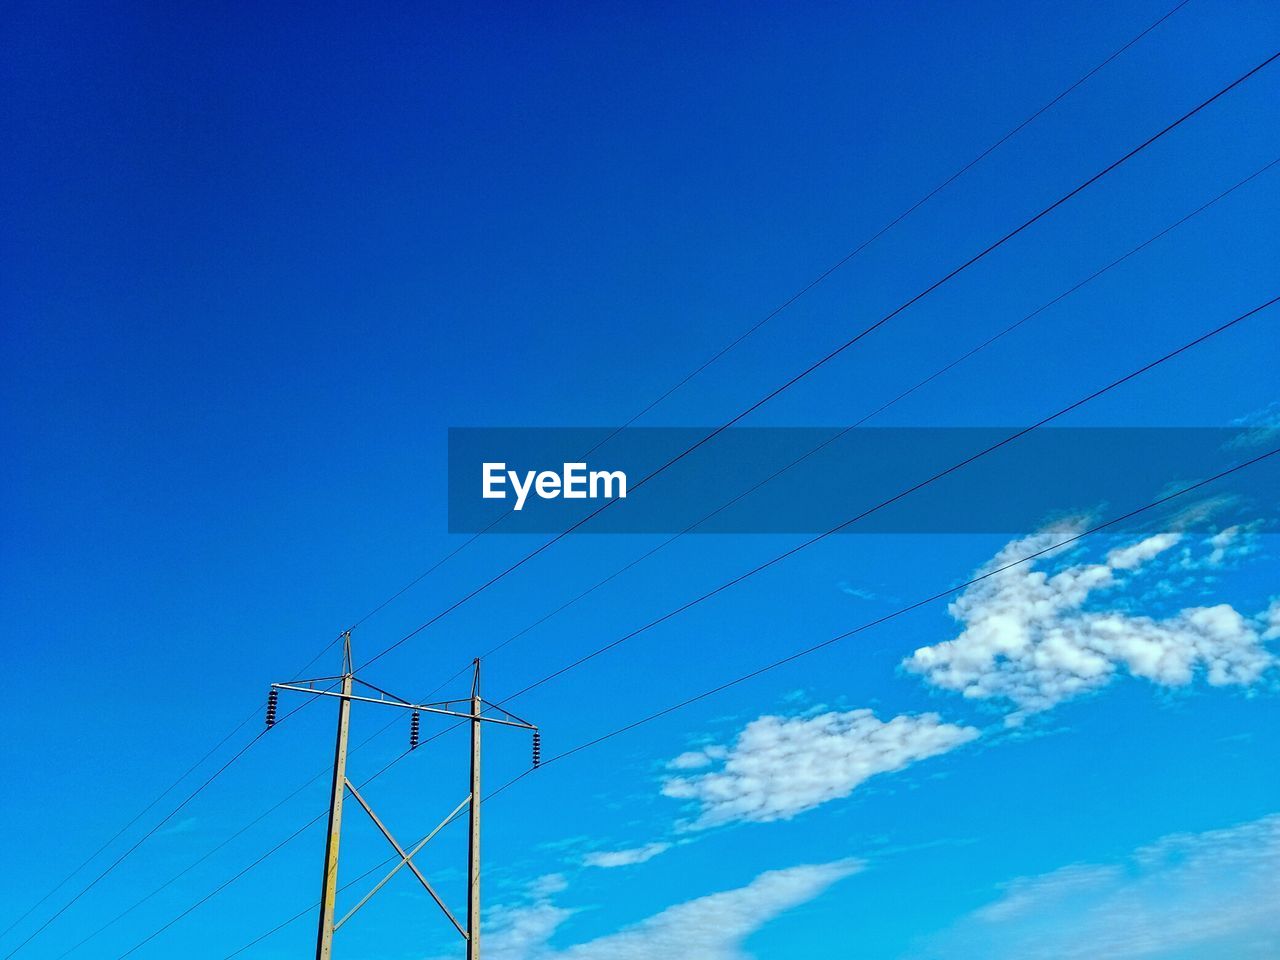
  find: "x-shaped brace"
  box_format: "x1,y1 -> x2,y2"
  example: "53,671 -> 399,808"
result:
334,782 -> 471,940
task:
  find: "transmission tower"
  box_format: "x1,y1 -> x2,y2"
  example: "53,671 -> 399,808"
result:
267,633 -> 540,960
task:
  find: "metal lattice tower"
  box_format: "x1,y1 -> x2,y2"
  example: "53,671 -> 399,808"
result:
268,634 -> 538,960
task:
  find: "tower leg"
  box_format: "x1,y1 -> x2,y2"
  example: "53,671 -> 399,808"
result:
316,638 -> 354,960
466,659 -> 482,960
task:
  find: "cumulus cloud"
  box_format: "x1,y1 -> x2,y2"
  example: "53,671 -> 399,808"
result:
485,859 -> 860,960
918,814 -> 1280,959
661,710 -> 978,828
902,528 -> 1276,723
583,843 -> 672,868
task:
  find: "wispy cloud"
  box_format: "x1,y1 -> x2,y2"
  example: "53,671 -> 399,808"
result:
484,899 -> 573,960
902,528 -> 1276,724
1227,401 -> 1280,452
661,709 -> 978,828
583,843 -> 672,869
484,859 -> 861,960
837,581 -> 877,601
156,816 -> 200,838
915,813 -> 1280,959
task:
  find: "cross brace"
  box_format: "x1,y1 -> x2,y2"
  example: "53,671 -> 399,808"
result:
335,782 -> 471,940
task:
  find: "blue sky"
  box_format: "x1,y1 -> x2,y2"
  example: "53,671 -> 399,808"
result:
2,1 -> 1279,959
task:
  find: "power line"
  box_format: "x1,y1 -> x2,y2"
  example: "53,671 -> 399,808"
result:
97,702 -> 472,960
0,690 -> 327,960
576,0 -> 1198,459
61,660 -> 509,957
53,34 -> 1271,958
330,0 -> 1195,642
87,136 -> 1269,957
3,737 -> 263,960
28,17 -> 1195,932
113,708 -> 481,960
517,449 -> 1280,773
0,627 -> 347,952
55,673 -> 479,960
114,806 -> 328,960
63,655 -> 486,958
219,46 -> 1272,915
263,649 -> 519,959
58,22 -> 1206,907
53,757 -> 325,959
222,445 -> 1279,958
110,744 -> 409,960
0,710 -> 257,946
494,295 -> 1279,704
66,21 -> 1178,923
10,6 -> 1233,952
107,293 -> 1275,956
357,50 -> 1279,674
220,851 -> 398,960
470,155 -> 1280,668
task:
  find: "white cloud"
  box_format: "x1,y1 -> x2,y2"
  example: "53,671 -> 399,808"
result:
903,528 -> 1276,723
918,813 -> 1280,959
583,843 -> 671,868
486,900 -> 574,960
1204,524 -> 1256,566
156,816 -> 199,837
530,873 -> 570,897
1106,532 -> 1182,570
1227,401 -> 1280,452
838,581 -> 877,600
484,859 -> 860,960
668,746 -> 727,770
1262,597 -> 1280,641
1167,523 -> 1263,572
661,710 -> 978,828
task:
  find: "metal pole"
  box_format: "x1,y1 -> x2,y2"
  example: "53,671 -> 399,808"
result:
316,634 -> 354,960
466,659 -> 482,960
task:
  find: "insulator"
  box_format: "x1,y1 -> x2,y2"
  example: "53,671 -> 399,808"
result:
409,711 -> 420,750
265,689 -> 279,727
531,730 -> 541,768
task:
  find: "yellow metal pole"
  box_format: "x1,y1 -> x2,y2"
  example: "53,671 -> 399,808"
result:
316,635 -> 353,960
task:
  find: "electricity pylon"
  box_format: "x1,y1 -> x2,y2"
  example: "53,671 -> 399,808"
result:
267,633 -> 539,960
